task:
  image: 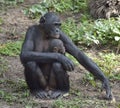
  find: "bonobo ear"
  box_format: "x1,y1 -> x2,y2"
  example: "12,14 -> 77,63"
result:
39,16 -> 45,24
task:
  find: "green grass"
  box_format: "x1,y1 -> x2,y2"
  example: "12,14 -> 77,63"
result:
0,0 -> 24,5
53,98 -> 83,108
0,17 -> 3,33
24,0 -> 88,18
94,53 -> 120,80
23,0 -> 120,47
0,79 -> 29,103
0,41 -> 22,56
0,17 -> 3,25
0,57 -> 8,76
52,92 -> 109,108
62,17 -> 120,47
83,52 -> 120,87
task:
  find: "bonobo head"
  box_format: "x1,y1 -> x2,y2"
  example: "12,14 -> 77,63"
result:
39,12 -> 61,39
49,39 -> 65,54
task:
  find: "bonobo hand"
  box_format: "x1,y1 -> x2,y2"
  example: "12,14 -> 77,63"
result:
57,53 -> 74,71
101,79 -> 113,100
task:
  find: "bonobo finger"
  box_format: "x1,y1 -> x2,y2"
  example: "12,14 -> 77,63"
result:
68,64 -> 73,71
63,63 -> 68,70
67,61 -> 74,71
102,80 -> 113,100
70,61 -> 74,70
64,62 -> 70,71
63,58 -> 74,71
105,88 -> 113,100
66,63 -> 71,71
106,92 -> 113,100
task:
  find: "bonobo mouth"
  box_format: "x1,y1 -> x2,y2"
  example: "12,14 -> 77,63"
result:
51,34 -> 60,39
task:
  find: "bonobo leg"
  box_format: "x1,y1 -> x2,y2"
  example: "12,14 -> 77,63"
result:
49,62 -> 69,99
49,70 -> 57,90
24,62 -> 48,98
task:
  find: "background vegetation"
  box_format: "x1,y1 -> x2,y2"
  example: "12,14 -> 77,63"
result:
0,0 -> 120,108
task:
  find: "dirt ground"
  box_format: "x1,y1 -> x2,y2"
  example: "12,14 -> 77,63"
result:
0,1 -> 120,108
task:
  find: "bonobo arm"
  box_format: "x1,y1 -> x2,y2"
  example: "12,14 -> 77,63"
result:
20,26 -> 56,63
59,31 -> 112,100
20,26 -> 74,71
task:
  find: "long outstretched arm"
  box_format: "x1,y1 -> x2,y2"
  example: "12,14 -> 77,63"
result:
60,31 -> 113,100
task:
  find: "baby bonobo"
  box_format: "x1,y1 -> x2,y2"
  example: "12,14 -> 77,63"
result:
20,12 -> 113,100
42,38 -> 66,91
49,39 -> 65,54
44,39 -> 66,97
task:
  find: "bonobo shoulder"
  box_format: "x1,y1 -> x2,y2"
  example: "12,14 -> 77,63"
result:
27,24 -> 39,32
25,24 -> 40,39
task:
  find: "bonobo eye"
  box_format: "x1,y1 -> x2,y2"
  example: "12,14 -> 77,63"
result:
54,22 -> 61,27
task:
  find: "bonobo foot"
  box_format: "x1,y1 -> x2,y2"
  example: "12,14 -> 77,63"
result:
101,79 -> 113,100
31,90 -> 68,99
48,90 -> 67,99
32,90 -> 48,99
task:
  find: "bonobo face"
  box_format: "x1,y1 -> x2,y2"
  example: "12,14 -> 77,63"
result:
40,12 -> 61,39
50,39 -> 65,54
53,44 -> 65,54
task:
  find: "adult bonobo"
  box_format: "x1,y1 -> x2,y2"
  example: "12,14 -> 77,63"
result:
20,12 -> 113,100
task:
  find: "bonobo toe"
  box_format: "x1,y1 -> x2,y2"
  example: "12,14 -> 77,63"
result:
32,91 -> 48,99
50,90 -> 67,99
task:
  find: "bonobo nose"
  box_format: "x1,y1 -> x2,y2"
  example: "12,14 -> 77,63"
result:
56,29 -> 59,33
